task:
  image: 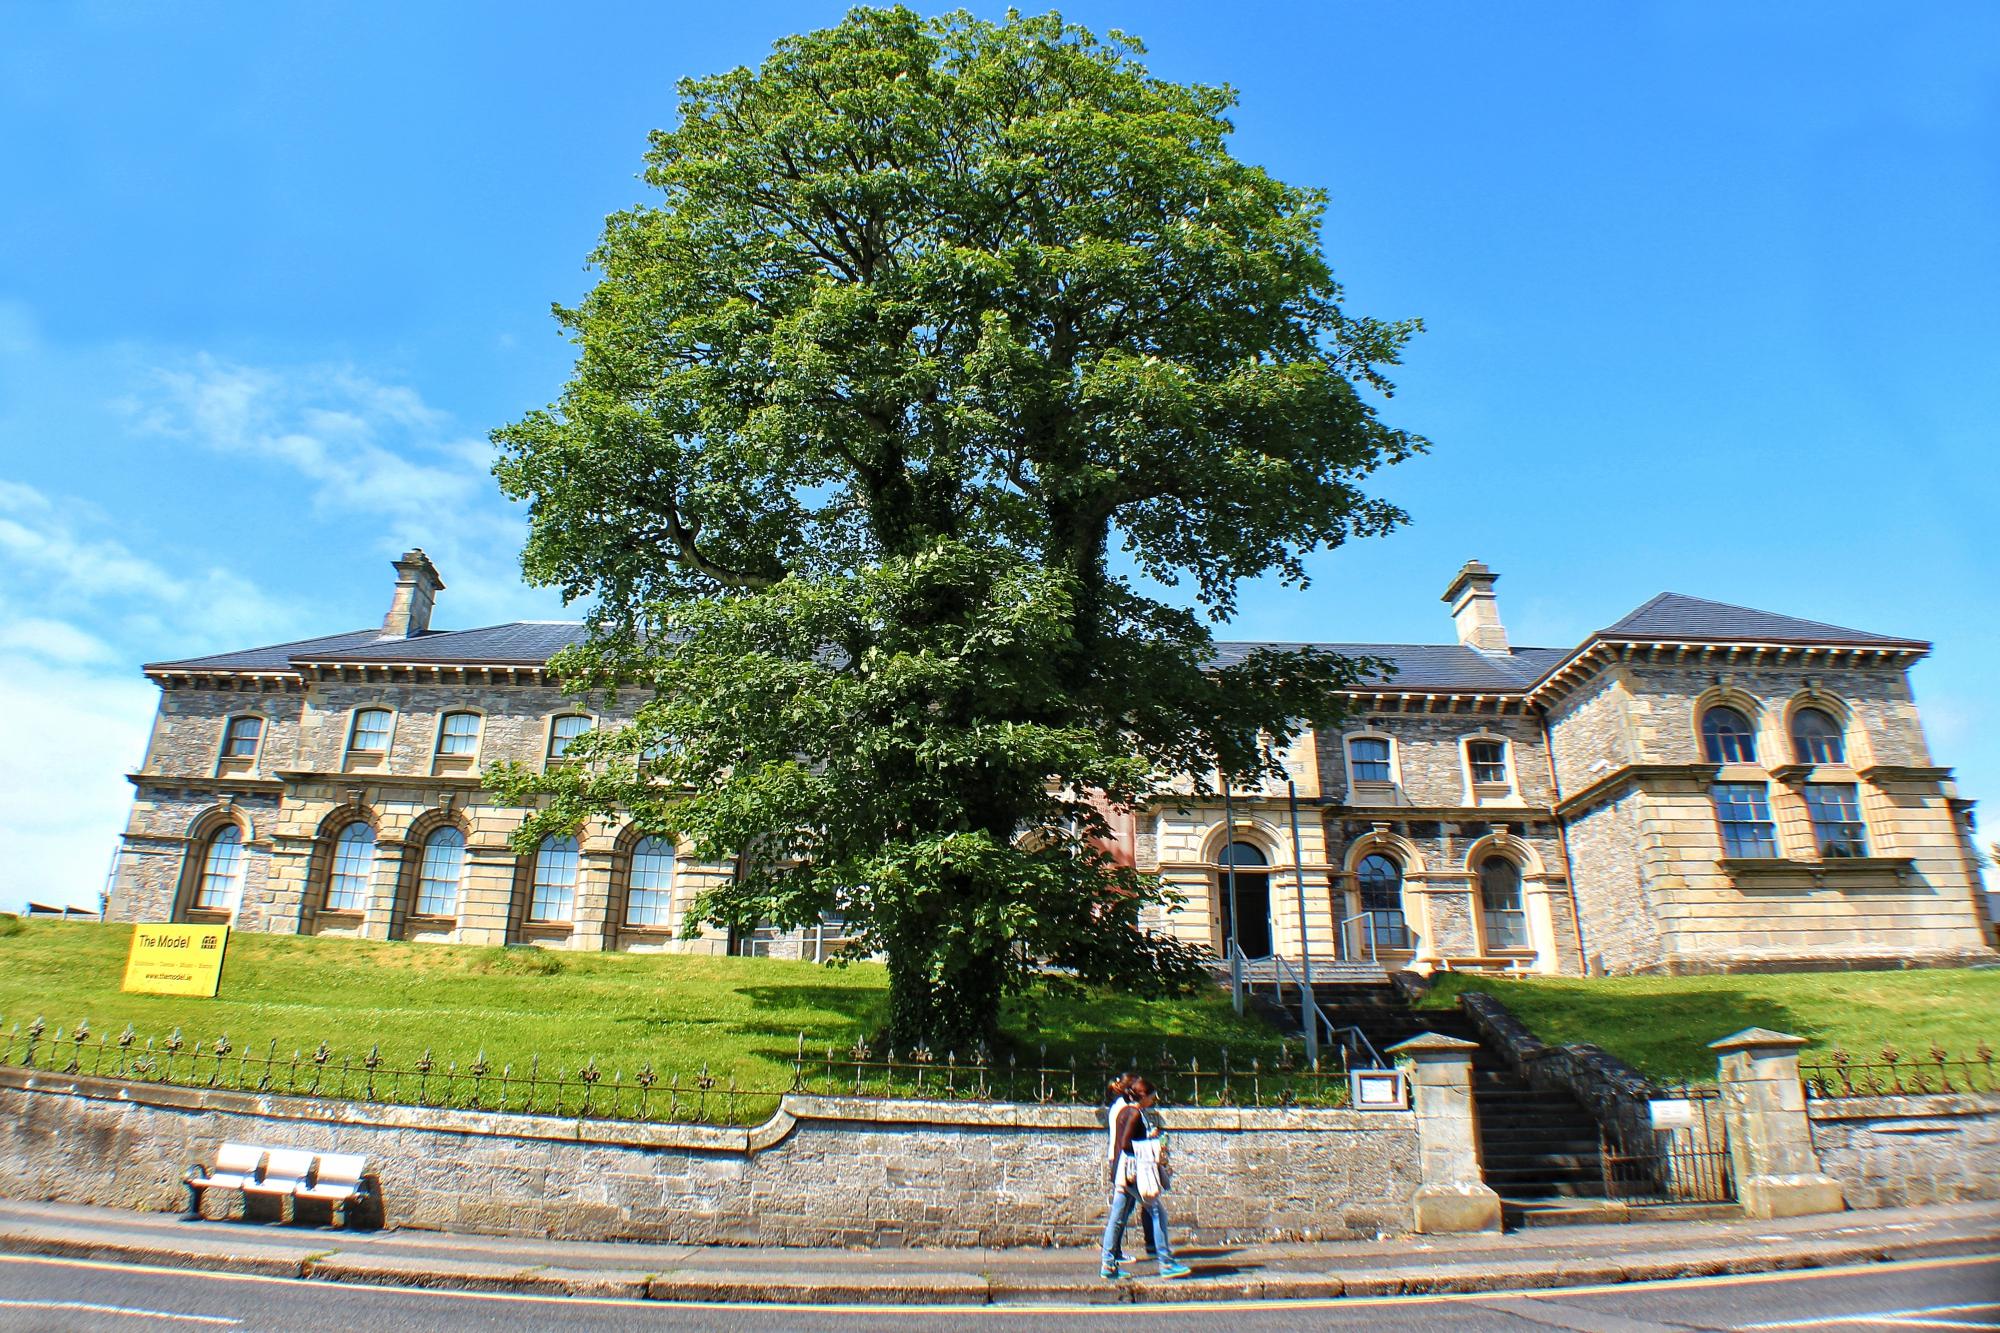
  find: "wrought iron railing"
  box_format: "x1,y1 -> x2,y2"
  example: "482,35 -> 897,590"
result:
1802,1042 -> 1997,1099
0,1016 -> 1352,1126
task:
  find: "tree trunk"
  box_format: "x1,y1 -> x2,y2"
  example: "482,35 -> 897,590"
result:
884,940 -> 1006,1057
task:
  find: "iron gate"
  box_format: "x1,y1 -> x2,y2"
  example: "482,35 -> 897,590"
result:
1598,1082 -> 1734,1204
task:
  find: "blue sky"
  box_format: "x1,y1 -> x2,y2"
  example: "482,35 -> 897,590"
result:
1,2 -> 1995,909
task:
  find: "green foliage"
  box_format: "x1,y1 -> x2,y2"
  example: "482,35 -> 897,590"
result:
1421,969 -> 2000,1083
492,7 -> 1421,1048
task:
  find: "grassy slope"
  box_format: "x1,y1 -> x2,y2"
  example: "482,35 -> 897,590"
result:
1420,968 -> 2000,1083
0,920 -> 1282,1092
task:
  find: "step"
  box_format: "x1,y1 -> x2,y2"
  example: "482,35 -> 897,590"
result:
1502,1199 -> 1744,1227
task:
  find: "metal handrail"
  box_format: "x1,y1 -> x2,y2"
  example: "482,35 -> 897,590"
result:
1338,911 -> 1378,965
1237,943 -> 1388,1071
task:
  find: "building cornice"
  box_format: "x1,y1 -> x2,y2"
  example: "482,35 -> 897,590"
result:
1553,762 -> 1722,819
1528,639 -> 1927,710
125,773 -> 286,795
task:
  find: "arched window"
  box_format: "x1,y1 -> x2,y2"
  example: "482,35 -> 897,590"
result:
1218,841 -> 1268,867
436,712 -> 482,757
325,823 -> 376,911
1791,707 -> 1845,766
626,836 -> 675,927
529,834 -> 579,921
414,827 -> 465,916
193,825 -> 244,911
1478,856 -> 1529,951
1700,705 -> 1758,765
547,715 -> 593,760
221,716 -> 263,758
1354,853 -> 1411,950
348,708 -> 392,755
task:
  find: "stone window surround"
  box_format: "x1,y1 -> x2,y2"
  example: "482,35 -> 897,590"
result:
431,708 -> 485,762
174,805 -> 256,924
343,705 -> 398,769
309,807 -> 384,925
1342,728 -> 1405,802
1457,731 -> 1520,806
215,713 -> 267,773
398,809 -> 474,928
542,710 -> 599,767
611,826 -> 686,939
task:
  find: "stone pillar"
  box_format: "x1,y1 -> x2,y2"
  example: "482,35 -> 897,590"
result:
363,839 -> 407,941
1709,1027 -> 1845,1219
1390,1031 -> 1502,1233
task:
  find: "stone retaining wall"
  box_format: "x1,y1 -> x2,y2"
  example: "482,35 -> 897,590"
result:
1808,1091 -> 2000,1210
0,1067 -> 1422,1247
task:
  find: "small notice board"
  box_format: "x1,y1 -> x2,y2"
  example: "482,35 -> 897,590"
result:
122,923 -> 230,997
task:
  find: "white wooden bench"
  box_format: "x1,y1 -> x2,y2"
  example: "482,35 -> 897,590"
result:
185,1142 -> 372,1226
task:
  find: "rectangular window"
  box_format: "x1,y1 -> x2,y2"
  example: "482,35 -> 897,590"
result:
530,839 -> 579,921
1804,783 -> 1869,857
548,715 -> 592,760
437,712 -> 481,756
349,709 -> 391,753
1468,739 -> 1508,786
1349,737 -> 1392,784
222,717 -> 263,758
1713,783 -> 1779,859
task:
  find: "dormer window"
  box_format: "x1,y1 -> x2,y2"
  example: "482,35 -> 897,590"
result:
349,708 -> 392,755
1700,706 -> 1757,765
221,716 -> 263,759
1791,708 -> 1845,766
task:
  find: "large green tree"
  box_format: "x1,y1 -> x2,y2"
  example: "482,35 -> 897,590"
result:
493,6 -> 1423,1051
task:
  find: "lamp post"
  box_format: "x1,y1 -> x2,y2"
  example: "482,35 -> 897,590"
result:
1288,780 -> 1319,1064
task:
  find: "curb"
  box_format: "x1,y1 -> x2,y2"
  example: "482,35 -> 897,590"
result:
2,1224 -> 1995,1305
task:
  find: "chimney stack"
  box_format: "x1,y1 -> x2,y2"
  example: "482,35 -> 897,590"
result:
1442,559 -> 1509,654
381,548 -> 444,639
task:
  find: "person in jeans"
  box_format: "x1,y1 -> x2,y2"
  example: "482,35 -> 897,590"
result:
1100,1076 -> 1190,1280
1101,1074 -> 1156,1268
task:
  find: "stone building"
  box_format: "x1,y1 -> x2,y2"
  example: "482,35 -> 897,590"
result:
105,551 -> 1994,976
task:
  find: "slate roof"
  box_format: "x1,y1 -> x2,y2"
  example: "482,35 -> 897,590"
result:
1597,593 -> 1926,649
1208,642 -> 1569,692
142,593 -> 1922,690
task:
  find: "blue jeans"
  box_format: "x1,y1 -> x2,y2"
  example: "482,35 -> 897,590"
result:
1100,1183 -> 1173,1271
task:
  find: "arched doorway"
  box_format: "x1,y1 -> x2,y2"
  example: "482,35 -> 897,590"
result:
1217,841 -> 1273,959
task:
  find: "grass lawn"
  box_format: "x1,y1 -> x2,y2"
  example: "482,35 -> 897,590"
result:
0,919 -> 1285,1103
1419,967 -> 2000,1083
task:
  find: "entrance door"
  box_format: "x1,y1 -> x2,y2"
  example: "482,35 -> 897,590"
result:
1217,842 -> 1275,959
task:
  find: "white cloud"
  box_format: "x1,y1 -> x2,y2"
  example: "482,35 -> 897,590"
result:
0,654 -> 157,911
129,355 -> 555,627
0,617 -> 115,665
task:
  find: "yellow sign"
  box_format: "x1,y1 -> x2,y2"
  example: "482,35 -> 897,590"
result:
122,923 -> 231,997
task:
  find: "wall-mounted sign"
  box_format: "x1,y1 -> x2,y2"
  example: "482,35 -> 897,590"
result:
1351,1068 -> 1407,1110
122,924 -> 230,997
1648,1097 -> 1694,1129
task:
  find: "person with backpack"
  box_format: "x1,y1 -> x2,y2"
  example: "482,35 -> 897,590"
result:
1099,1075 -> 1190,1280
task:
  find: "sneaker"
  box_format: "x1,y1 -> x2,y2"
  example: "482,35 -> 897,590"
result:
1157,1261 -> 1192,1280
1100,1262 -> 1121,1281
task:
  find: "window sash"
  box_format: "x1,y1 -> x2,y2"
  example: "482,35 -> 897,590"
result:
1468,741 -> 1507,785
1482,909 -> 1531,950
415,829 -> 465,916
195,830 -> 243,910
1804,784 -> 1869,857
437,713 -> 481,756
349,710 -> 392,752
222,718 -> 262,758
626,837 -> 674,927
548,716 -> 592,759
530,837 -> 579,921
326,825 -> 375,911
1702,709 -> 1758,765
1712,783 -> 1778,858
1350,739 -> 1392,783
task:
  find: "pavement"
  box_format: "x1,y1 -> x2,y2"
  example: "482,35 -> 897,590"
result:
0,1197 -> 1995,1306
